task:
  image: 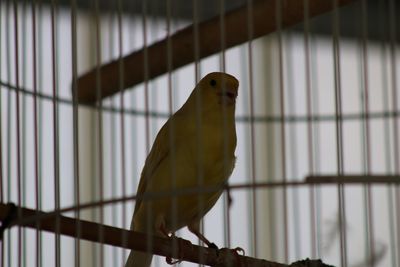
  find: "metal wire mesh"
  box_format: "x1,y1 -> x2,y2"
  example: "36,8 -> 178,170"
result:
0,0 -> 399,267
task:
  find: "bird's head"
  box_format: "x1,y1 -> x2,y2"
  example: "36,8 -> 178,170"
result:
191,72 -> 239,112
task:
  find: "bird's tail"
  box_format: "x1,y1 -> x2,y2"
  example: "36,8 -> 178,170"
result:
125,220 -> 154,267
125,250 -> 153,267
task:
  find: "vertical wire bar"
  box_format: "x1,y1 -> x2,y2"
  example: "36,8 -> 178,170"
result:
108,13 -> 118,267
0,0 -> 3,211
50,0 -> 61,265
193,0 -> 200,83
89,3 -> 96,265
0,0 -> 3,208
127,9 -> 140,264
110,96 -> 118,265
20,1 -> 27,264
332,1 -> 348,266
192,0 -> 206,264
380,2 -> 396,264
0,0 -> 4,214
218,0 -> 229,248
246,0 -> 258,258
165,0 -> 179,261
12,1 -> 23,266
5,1 -> 13,264
303,0 -> 317,258
285,33 -> 301,258
360,0 -> 375,265
218,0 -> 233,250
148,4 -> 158,261
70,0 -> 81,266
388,0 -> 400,263
147,2 -> 155,141
194,0 -> 207,262
276,0 -> 289,261
93,0 -> 104,265
37,1 -> 44,265
310,34 -> 323,257
141,1 -> 150,162
192,0 -> 205,264
110,96 -> 117,265
31,1 -> 41,266
141,0 -> 153,260
148,4 -> 158,161
238,37 -> 254,258
117,0 -> 128,262
0,3 -> 4,267
90,103 -> 96,266
218,0 -> 226,73
166,0 -> 180,262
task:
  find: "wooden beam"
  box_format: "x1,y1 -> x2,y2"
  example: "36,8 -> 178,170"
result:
76,0 -> 358,103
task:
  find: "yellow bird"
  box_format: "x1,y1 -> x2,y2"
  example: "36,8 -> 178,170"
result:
125,72 -> 239,267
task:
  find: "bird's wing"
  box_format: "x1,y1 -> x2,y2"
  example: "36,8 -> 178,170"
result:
133,120 -> 170,218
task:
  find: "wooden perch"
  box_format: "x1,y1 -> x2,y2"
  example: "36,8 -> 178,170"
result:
76,0 -> 357,103
0,203 -> 333,266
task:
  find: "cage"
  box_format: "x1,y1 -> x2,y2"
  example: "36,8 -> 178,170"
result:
0,0 -> 399,266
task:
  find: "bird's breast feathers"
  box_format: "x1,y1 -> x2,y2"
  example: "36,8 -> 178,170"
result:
182,117 -> 236,182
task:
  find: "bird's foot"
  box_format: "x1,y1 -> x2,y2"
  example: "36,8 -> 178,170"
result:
165,235 -> 192,265
166,257 -> 181,265
232,247 -> 245,256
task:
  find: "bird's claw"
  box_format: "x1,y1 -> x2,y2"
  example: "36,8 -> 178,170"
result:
232,247 -> 245,256
165,236 -> 192,265
166,257 -> 182,265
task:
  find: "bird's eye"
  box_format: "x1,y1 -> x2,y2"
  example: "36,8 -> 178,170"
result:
210,79 -> 217,87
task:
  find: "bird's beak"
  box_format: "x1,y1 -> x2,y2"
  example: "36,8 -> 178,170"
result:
217,79 -> 239,105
